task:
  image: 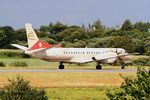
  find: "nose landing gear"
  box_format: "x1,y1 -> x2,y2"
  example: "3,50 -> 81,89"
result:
118,57 -> 126,69
121,62 -> 125,69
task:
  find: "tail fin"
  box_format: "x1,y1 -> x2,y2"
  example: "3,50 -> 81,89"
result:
25,23 -> 52,51
25,23 -> 39,48
12,23 -> 61,51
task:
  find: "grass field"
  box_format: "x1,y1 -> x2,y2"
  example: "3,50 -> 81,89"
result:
46,87 -> 109,100
0,58 -> 138,100
0,72 -> 135,100
0,58 -> 149,70
0,72 -> 136,88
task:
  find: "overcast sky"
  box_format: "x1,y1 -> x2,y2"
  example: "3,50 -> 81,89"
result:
0,0 -> 150,29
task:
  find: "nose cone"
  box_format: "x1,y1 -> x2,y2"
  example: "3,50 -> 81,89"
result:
117,48 -> 127,55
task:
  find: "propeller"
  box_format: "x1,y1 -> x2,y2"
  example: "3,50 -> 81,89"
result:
115,48 -> 126,68
115,48 -> 122,55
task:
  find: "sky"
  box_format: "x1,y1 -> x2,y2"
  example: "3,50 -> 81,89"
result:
0,0 -> 150,29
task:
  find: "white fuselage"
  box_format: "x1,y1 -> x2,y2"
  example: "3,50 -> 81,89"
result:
26,48 -> 126,64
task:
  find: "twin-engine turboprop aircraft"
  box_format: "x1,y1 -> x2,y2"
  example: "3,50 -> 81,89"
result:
11,23 -> 129,70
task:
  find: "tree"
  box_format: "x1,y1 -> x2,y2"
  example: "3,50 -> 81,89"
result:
57,27 -> 87,42
131,38 -> 145,54
73,40 -> 87,48
0,29 -> 7,48
48,22 -> 54,34
39,25 -> 50,33
35,29 -> 48,38
134,22 -> 148,32
121,20 -> 133,31
106,68 -> 150,100
49,21 -> 67,34
0,26 -> 15,48
91,36 -> 134,52
145,46 -> 150,56
143,35 -> 150,56
41,37 -> 57,44
92,19 -> 105,32
0,76 -> 48,100
134,22 -> 150,32
15,29 -> 26,41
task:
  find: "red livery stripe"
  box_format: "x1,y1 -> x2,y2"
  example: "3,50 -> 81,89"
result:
28,40 -> 52,51
28,40 -> 62,51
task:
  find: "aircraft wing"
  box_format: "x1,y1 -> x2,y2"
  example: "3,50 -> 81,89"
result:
94,53 -> 129,62
70,57 -> 93,63
70,53 -> 128,64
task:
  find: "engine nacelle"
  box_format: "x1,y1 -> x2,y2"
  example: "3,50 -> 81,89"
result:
102,58 -> 117,63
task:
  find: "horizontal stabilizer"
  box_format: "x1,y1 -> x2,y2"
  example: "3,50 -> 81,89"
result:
11,44 -> 28,50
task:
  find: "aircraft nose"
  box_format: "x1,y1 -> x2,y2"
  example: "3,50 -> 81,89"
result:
116,48 -> 126,55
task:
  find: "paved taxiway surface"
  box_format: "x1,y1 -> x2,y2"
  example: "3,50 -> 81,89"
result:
0,69 -> 136,73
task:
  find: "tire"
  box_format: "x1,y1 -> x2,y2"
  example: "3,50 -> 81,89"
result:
121,63 -> 125,69
96,65 -> 102,70
121,65 -> 125,69
59,65 -> 64,69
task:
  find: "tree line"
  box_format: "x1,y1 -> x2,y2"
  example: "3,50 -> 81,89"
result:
0,19 -> 150,56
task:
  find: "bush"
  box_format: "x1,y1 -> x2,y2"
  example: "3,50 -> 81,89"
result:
106,67 -> 150,99
21,54 -> 31,58
10,61 -> 28,67
133,57 -> 150,66
0,50 -> 22,58
0,50 -> 31,58
0,76 -> 48,100
0,61 -> 5,67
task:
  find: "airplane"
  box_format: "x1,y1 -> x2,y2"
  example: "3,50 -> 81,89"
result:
11,23 -> 129,70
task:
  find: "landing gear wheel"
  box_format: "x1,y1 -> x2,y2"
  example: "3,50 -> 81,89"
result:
59,62 -> 64,69
59,65 -> 64,69
96,64 -> 102,70
121,62 -> 125,69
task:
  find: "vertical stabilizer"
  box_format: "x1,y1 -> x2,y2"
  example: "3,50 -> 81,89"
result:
25,23 -> 39,48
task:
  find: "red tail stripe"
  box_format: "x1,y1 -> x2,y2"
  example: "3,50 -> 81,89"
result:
28,40 -> 52,51
28,40 -> 62,51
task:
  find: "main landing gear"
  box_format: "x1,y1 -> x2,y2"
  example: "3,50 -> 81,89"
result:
121,62 -> 125,69
59,62 -> 64,69
96,62 -> 102,70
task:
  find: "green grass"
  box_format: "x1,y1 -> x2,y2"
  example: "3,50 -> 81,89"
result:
0,58 -> 149,70
0,49 -> 23,58
46,87 -> 109,100
0,58 -> 52,68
